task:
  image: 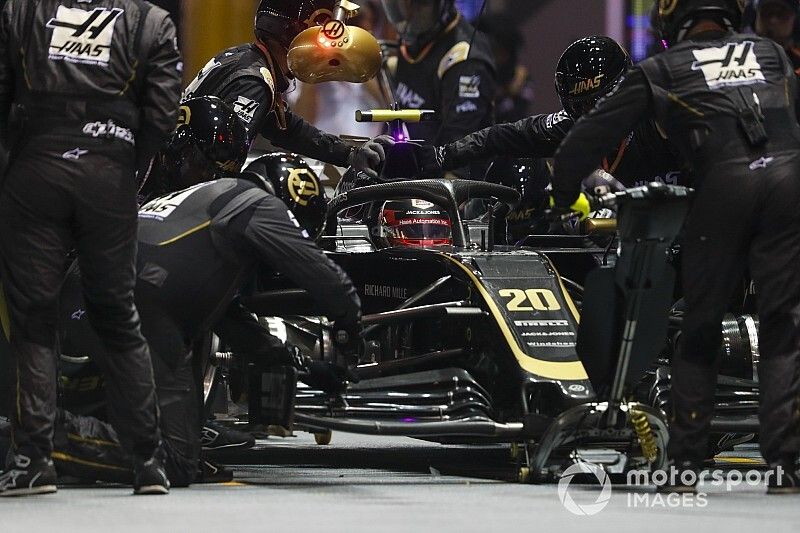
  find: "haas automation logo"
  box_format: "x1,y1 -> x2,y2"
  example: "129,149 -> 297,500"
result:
47,6 -> 123,66
692,41 -> 765,89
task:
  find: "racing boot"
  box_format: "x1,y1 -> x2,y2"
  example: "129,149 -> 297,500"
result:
133,447 -> 170,495
201,420 -> 255,452
767,465 -> 800,495
196,459 -> 234,484
0,453 -> 57,497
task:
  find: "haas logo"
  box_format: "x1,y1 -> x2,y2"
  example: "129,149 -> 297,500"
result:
47,6 -> 123,65
570,74 -> 605,96
692,41 -> 765,89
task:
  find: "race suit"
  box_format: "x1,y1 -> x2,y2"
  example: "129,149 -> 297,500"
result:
390,15 -> 495,180
553,31 -> 800,469
390,15 -> 495,147
55,178 -> 361,485
182,42 -> 354,166
0,0 -> 181,463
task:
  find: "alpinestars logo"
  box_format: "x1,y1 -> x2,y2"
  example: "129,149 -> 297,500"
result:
47,6 -> 123,65
692,41 -> 765,89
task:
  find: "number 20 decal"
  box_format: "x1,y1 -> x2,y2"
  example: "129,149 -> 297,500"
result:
499,289 -> 561,312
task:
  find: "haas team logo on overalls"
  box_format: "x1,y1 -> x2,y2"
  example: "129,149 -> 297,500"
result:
692,41 -> 765,89
47,6 -> 124,66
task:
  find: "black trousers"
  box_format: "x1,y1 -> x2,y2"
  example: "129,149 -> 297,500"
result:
0,135 -> 159,461
668,152 -> 800,467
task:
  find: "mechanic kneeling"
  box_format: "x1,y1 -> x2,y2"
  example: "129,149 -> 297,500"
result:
48,97 -> 362,487
551,0 -> 800,493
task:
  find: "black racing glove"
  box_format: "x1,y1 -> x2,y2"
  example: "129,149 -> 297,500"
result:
348,135 -> 395,179
419,145 -> 447,178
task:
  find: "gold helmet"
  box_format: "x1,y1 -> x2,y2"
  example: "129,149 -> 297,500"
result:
287,1 -> 382,84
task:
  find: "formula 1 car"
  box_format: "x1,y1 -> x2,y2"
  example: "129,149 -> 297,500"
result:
51,109 -> 761,483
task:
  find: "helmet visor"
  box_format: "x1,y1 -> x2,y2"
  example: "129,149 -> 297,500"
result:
386,216 -> 452,246
380,0 -> 440,39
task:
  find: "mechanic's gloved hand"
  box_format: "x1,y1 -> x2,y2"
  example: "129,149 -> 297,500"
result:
419,145 -> 446,178
348,135 -> 395,180
547,192 -> 593,222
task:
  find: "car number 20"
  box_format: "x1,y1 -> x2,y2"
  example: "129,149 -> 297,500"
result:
499,288 -> 561,312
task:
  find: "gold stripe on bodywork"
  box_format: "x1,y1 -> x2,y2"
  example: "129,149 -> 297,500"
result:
439,254 -> 589,381
158,220 -> 211,246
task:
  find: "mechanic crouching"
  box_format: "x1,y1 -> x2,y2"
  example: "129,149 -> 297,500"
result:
551,0 -> 800,493
37,97 -> 362,487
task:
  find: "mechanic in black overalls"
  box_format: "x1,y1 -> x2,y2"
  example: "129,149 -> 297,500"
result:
423,36 -> 682,191
51,96 -> 362,487
182,0 -> 390,181
750,0 -> 800,73
381,0 -> 496,178
0,0 -> 182,496
551,0 -> 800,493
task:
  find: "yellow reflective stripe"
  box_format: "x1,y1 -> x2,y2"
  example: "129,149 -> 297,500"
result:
0,281 -> 10,340
67,433 -> 121,449
356,110 -> 427,123
158,220 -> 211,246
439,254 -> 588,381
51,451 -> 129,472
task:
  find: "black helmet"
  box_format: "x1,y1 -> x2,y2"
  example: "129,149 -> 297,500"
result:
152,96 -> 249,194
381,0 -> 456,45
255,0 -> 336,48
555,36 -> 631,120
376,199 -> 452,248
242,153 -> 328,239
656,0 -> 744,44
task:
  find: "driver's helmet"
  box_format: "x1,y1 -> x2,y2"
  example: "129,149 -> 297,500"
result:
379,199 -> 452,247
255,0 -> 336,48
241,153 -> 328,240
555,36 -> 631,119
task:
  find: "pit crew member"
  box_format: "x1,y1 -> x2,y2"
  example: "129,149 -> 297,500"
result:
0,0 -> 182,496
53,96 -> 362,487
421,36 -> 682,190
552,0 -> 800,493
182,0 -> 391,181
381,0 -> 496,152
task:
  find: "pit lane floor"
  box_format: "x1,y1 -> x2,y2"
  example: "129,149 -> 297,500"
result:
1,433 -> 797,532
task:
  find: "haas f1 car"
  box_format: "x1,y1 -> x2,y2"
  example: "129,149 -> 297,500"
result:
52,110 -> 761,482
